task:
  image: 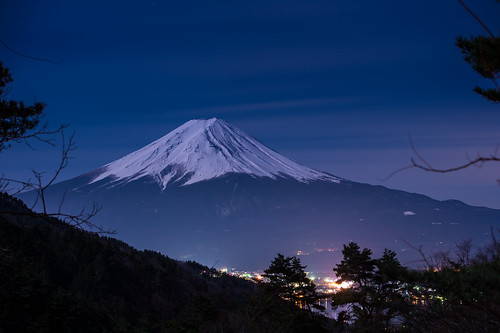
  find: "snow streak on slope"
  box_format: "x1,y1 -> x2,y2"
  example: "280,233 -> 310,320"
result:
90,118 -> 340,188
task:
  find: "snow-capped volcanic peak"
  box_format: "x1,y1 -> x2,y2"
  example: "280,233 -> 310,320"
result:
90,118 -> 340,188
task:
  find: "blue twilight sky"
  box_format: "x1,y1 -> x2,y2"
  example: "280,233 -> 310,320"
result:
1,0 -> 499,208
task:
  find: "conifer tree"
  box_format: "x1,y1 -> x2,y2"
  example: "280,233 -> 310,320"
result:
263,253 -> 321,313
0,62 -> 47,151
332,243 -> 409,331
0,62 -> 102,232
456,0 -> 500,103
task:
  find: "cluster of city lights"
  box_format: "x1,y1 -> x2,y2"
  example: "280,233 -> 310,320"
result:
309,276 -> 353,294
219,267 -> 264,281
218,267 -> 353,295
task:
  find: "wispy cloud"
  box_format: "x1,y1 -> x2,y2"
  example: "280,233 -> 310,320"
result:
164,97 -> 363,120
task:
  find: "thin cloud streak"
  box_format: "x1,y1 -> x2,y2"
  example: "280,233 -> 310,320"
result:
150,97 -> 363,121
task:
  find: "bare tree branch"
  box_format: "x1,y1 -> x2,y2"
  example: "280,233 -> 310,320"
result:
388,231 -> 435,270
385,135 -> 500,181
455,238 -> 473,267
32,130 -> 76,214
1,129 -> 113,234
0,177 -> 34,196
409,132 -> 433,170
0,39 -> 63,64
457,0 -> 496,39
411,155 -> 500,173
380,165 -> 414,181
0,204 -> 114,235
0,121 -> 69,152
0,62 -> 108,233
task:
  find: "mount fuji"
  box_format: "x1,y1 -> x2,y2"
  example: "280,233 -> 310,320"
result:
21,118 -> 500,272
89,118 -> 339,188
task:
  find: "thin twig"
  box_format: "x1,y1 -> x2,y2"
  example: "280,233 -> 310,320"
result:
411,155 -> 500,173
409,132 -> 433,169
1,129 -> 111,234
385,134 -> 500,180
380,165 -> 414,181
457,0 -> 496,38
0,39 -> 63,64
389,232 -> 434,270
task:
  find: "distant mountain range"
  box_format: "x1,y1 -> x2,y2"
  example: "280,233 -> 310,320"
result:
21,118 -> 500,272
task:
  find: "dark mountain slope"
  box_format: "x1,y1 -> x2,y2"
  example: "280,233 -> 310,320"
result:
29,172 -> 500,273
0,193 -> 275,332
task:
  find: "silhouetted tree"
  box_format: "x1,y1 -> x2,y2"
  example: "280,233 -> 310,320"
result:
248,253 -> 330,332
332,243 -> 409,332
403,231 -> 500,332
0,62 -> 105,232
331,236 -> 500,332
456,0 -> 500,103
372,249 -> 410,328
0,61 -> 63,151
263,253 -> 322,314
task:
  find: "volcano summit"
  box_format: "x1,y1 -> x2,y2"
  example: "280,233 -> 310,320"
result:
90,118 -> 339,188
23,118 -> 500,272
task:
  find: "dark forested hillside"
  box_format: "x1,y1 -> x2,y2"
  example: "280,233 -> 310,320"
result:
0,194 -> 242,331
0,193 -> 330,333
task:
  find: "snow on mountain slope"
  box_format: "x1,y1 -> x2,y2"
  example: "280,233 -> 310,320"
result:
90,118 -> 340,188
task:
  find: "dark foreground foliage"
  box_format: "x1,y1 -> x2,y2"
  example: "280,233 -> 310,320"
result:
403,249 -> 500,332
331,238 -> 500,332
0,193 -> 330,332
